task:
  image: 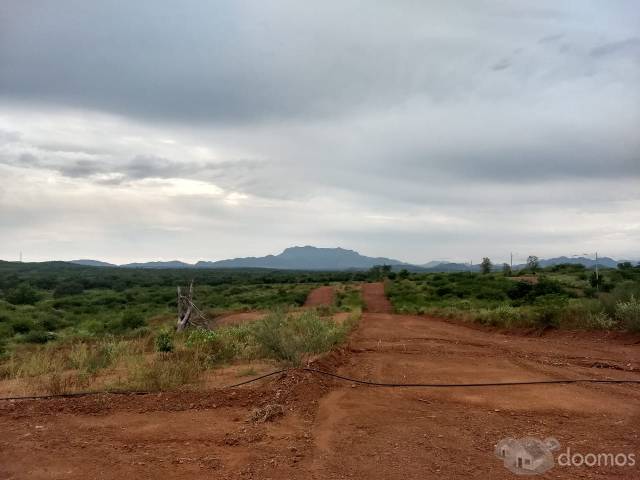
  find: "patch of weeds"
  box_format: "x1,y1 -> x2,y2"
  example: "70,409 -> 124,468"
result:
251,309 -> 347,365
122,350 -> 204,391
615,295 -> 640,332
154,330 -> 174,353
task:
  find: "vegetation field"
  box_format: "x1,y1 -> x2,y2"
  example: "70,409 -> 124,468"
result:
386,263 -> 640,331
0,262 -> 365,395
1,260 -> 639,396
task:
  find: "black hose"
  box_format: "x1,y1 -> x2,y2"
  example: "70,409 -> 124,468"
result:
302,368 -> 640,387
0,367 -> 637,401
0,370 -> 288,401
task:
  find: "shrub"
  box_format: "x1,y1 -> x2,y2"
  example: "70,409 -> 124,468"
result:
123,351 -> 204,391
186,326 -> 254,363
22,330 -> 55,344
119,311 -> 147,331
476,304 -> 526,328
5,283 -> 40,305
252,309 -> 346,365
10,318 -> 32,334
154,330 -> 174,353
507,281 -> 533,301
532,294 -> 568,328
615,295 -> 640,332
585,311 -> 617,330
53,281 -> 84,298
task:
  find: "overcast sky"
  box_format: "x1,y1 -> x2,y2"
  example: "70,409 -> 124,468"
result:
1,1 -> 639,265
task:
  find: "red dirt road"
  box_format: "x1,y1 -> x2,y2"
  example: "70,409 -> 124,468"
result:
1,283 -> 639,479
304,286 -> 334,307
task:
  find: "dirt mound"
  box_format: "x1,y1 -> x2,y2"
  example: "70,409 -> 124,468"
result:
303,286 -> 334,307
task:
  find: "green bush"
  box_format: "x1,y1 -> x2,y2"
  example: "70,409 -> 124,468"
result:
53,281 -> 84,298
585,311 -> 617,330
186,325 -> 254,363
5,283 -> 41,305
10,318 -> 32,334
154,330 -> 174,353
22,330 -> 55,344
476,305 -> 527,328
119,311 -> 147,331
252,309 -> 346,365
615,295 -> 640,332
533,294 -> 568,328
123,351 -> 204,391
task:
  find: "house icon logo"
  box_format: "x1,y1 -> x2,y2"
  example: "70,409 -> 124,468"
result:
495,437 -> 560,475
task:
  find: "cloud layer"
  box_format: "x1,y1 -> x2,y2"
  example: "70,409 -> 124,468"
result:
0,1 -> 639,263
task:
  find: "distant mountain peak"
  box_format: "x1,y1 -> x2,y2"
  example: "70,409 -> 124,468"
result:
196,245 -> 405,270
70,259 -> 117,267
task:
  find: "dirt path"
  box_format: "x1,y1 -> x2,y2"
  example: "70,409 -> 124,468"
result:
361,281 -> 392,313
304,286 -> 334,307
1,283 -> 639,479
305,284 -> 640,479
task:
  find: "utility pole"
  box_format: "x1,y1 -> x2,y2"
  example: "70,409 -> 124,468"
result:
595,251 -> 599,282
510,252 -> 513,270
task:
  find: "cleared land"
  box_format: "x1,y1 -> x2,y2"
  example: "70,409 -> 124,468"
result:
1,283 -> 639,479
303,286 -> 335,307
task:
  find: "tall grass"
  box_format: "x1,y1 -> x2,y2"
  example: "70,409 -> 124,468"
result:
0,307 -> 360,394
186,308 -> 356,366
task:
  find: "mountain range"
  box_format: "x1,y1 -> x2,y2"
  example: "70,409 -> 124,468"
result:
67,246 -> 636,271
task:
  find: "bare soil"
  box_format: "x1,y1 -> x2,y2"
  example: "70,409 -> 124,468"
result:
1,283 -> 639,479
303,286 -> 334,307
214,311 -> 266,327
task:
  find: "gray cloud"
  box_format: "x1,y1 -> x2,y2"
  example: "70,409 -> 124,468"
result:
0,1 -> 639,263
590,37 -> 640,57
3,1 -> 636,126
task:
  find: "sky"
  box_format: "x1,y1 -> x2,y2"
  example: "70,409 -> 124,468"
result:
0,1 -> 639,265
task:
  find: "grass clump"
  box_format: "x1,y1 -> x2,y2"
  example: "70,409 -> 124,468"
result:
185,308 -> 354,367
154,330 -> 174,352
121,350 -> 205,392
252,309 -> 348,365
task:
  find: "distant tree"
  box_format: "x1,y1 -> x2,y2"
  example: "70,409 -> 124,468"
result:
527,256 -> 539,274
369,264 -> 392,280
480,257 -> 492,274
5,283 -> 40,305
618,262 -> 633,270
398,269 -> 410,280
502,263 -> 512,276
53,281 -> 84,298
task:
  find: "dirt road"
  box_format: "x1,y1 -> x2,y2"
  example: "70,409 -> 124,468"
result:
1,283 -> 639,479
304,286 -> 334,307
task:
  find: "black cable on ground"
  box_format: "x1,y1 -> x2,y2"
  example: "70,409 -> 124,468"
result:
302,368 -> 640,387
0,390 -> 152,402
1,367 -> 638,401
223,369 -> 287,388
0,369 -> 289,401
